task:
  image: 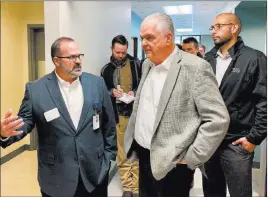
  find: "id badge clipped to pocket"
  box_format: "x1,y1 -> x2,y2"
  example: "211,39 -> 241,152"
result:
93,115 -> 100,130
93,103 -> 101,130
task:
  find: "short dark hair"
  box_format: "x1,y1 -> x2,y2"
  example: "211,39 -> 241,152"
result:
182,37 -> 199,48
112,35 -> 128,48
51,37 -> 75,61
176,44 -> 183,50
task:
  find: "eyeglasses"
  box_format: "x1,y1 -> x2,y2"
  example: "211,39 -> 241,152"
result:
57,54 -> 84,61
209,23 -> 234,32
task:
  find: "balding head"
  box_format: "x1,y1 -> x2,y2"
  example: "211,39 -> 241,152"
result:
210,13 -> 242,47
216,13 -> 242,35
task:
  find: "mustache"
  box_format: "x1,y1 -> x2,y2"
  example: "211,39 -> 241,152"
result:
72,64 -> 81,70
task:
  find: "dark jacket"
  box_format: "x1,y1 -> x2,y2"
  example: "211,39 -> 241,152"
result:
1,72 -> 117,197
197,52 -> 204,58
205,37 -> 267,145
101,54 -> 142,123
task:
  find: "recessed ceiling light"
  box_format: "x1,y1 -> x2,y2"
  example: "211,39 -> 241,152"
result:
163,5 -> 193,15
176,28 -> 193,32
163,6 -> 180,15
177,5 -> 193,15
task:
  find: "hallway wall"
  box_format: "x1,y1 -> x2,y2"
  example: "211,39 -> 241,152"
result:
1,2 -> 44,157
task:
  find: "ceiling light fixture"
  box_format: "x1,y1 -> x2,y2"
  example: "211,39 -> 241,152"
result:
163,6 -> 180,15
163,5 -> 193,15
177,5 -> 193,15
176,28 -> 193,32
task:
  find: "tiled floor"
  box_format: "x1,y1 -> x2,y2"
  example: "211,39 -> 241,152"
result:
109,169 -> 261,197
1,150 -> 261,197
1,151 -> 40,197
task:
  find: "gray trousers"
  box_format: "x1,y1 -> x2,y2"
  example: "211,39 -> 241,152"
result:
202,143 -> 254,197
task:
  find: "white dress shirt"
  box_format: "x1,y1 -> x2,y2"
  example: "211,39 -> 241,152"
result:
216,50 -> 232,86
134,47 -> 178,149
55,72 -> 84,130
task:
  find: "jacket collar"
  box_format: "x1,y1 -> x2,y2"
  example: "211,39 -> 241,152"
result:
208,36 -> 244,60
110,54 -> 136,67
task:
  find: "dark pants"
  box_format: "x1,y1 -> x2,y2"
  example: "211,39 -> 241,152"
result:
41,172 -> 109,197
135,141 -> 194,197
202,143 -> 254,197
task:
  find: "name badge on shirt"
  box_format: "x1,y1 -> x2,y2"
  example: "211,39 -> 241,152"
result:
44,108 -> 60,122
93,115 -> 100,130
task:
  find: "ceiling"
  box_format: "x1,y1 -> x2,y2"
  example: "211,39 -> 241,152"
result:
132,1 -> 241,35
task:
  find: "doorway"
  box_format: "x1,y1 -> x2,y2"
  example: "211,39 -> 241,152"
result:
27,24 -> 45,151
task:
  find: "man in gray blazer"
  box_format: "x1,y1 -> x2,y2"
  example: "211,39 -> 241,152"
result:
124,13 -> 230,197
0,37 -> 117,197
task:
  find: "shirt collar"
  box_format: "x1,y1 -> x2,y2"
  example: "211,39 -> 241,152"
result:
217,50 -> 231,59
55,71 -> 80,87
152,46 -> 178,70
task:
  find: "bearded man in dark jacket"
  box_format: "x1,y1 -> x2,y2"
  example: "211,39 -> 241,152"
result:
203,13 -> 267,197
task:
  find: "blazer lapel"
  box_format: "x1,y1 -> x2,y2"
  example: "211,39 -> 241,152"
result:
45,72 -> 76,133
76,74 -> 92,133
153,50 -> 182,132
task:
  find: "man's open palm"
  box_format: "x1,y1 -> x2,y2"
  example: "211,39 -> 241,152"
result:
1,109 -> 24,138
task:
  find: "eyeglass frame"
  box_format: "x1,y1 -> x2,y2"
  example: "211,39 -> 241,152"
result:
209,23 -> 234,32
56,53 -> 85,61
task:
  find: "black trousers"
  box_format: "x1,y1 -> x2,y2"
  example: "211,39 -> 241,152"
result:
41,172 -> 109,197
202,143 -> 254,197
135,141 -> 194,197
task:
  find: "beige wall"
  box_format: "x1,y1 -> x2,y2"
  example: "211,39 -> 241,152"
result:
1,2 -> 44,157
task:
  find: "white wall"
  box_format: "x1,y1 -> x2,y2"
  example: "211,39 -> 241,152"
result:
235,5 -> 266,54
44,2 -> 60,73
44,1 -> 131,76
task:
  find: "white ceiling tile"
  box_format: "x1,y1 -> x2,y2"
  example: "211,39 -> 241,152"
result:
132,1 -> 239,35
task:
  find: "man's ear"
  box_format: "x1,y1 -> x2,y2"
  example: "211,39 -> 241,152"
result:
232,24 -> 239,35
53,57 -> 59,66
166,32 -> 173,44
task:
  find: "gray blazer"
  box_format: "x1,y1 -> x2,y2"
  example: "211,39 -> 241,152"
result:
124,49 -> 230,180
1,72 -> 117,197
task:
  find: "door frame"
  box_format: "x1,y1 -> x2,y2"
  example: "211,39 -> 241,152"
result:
259,140 -> 267,196
27,24 -> 44,151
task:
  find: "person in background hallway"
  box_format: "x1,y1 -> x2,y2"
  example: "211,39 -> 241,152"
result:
202,13 -> 267,197
182,37 -> 203,58
176,43 -> 183,50
0,37 -> 117,197
101,35 -> 142,197
199,44 -> 206,57
124,13 -> 230,197
182,37 -> 206,189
